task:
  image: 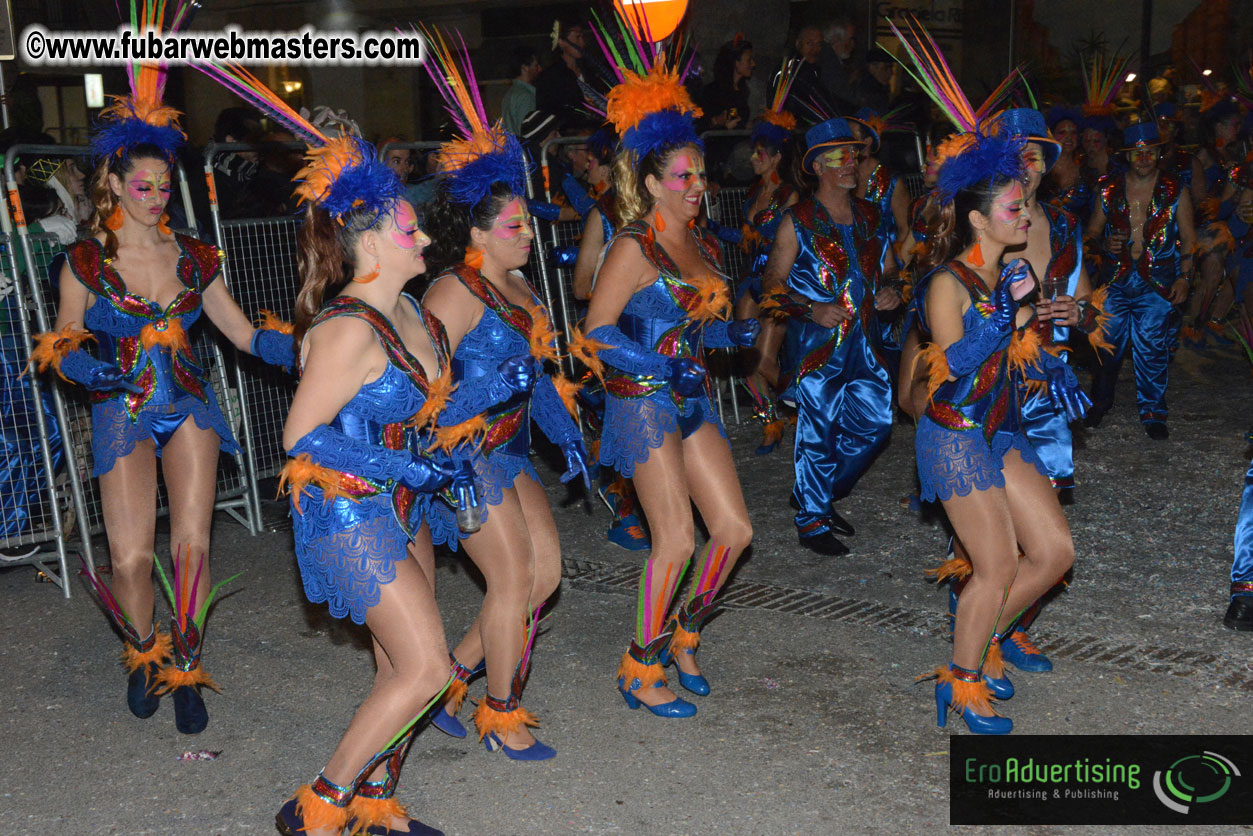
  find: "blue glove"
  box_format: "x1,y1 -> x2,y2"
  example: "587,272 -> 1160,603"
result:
552,245 -> 579,267
694,317 -> 760,349
990,259 -> 1032,331
707,219 -> 742,245
727,319 -> 760,347
250,328 -> 296,372
527,199 -> 562,223
942,260 -> 1028,377
58,349 -> 142,393
559,438 -> 591,488
667,357 -> 706,398
1035,355 -> 1092,422
560,172 -> 596,219
498,354 -> 537,394
587,324 -> 671,378
289,425 -> 455,494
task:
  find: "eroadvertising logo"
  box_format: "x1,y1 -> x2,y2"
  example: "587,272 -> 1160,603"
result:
950,736 -> 1252,825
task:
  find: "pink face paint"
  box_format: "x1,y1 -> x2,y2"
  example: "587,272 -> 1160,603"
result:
993,182 -> 1025,226
126,169 -> 171,203
662,152 -> 703,192
390,201 -> 420,249
490,198 -> 532,240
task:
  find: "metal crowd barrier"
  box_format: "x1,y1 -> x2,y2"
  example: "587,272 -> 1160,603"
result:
4,144 -> 257,594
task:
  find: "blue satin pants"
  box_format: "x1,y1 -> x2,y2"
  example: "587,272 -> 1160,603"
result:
791,339 -> 892,528
1019,388 -> 1074,488
1089,271 -> 1174,424
1231,455 -> 1253,594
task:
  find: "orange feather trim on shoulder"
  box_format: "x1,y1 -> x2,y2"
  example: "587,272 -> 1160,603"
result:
289,785 -> 350,832
427,416 -> 488,454
918,342 -> 952,402
154,664 -> 221,694
120,631 -> 172,673
605,62 -> 703,135
739,224 -> 764,255
346,797 -> 409,836
140,317 -> 190,354
687,273 -> 732,325
409,367 -> 456,432
524,302 -> 560,364
1007,327 -> 1042,377
256,310 -> 294,335
568,327 -> 610,382
277,454 -> 355,513
28,324 -> 96,381
924,555 -> 973,583
616,651 -> 666,690
552,374 -> 582,419
471,702 -> 540,741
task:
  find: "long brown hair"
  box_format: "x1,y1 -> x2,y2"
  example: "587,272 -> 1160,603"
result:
613,143 -> 701,227
88,143 -> 170,258
293,203 -> 377,349
916,174 -> 1015,275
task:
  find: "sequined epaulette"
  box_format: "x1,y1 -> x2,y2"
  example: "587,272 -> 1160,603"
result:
312,296 -> 441,396
173,234 -> 222,292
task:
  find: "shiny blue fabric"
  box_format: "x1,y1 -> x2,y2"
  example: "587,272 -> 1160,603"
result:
1231,455 -> 1253,589
1018,389 -> 1074,488
1088,270 -> 1173,423
736,182 -> 796,304
780,198 -> 891,527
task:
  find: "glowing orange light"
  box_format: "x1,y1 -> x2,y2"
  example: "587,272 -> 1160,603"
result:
615,0 -> 690,43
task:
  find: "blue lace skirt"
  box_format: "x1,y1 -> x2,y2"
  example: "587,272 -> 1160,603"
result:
599,392 -> 725,478
474,449 -> 540,523
291,490 -> 412,625
915,417 -> 1048,503
90,390 -> 239,478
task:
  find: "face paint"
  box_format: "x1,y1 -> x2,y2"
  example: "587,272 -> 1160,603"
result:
817,147 -> 855,171
390,202 -> 423,250
1022,146 -> 1046,174
993,182 -> 1025,226
490,198 -> 532,240
126,169 -> 171,202
662,152 -> 703,191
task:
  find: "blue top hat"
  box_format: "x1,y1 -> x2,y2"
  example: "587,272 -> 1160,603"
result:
802,117 -> 863,174
1045,105 -> 1083,131
1120,121 -> 1164,151
998,108 -> 1061,172
847,107 -> 882,153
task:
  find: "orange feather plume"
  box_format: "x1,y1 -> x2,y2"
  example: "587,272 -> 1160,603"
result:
28,324 -> 96,381
687,273 -> 731,325
924,555 -> 973,583
918,342 -> 952,402
471,701 -> 539,741
1008,327 -> 1042,377
277,454 -> 355,513
760,109 -> 797,132
347,797 -> 409,836
140,318 -> 190,354
154,664 -> 221,694
410,367 -> 455,432
670,623 -> 700,653
933,666 -> 1000,716
1085,286 -> 1114,355
289,785 -> 350,832
606,60 -> 703,135
120,631 -> 172,673
568,326 -> 610,382
552,374 -> 582,419
616,650 -> 666,690
524,302 -> 560,364
294,135 -> 369,209
983,642 -> 1007,678
428,416 -> 488,453
256,310 -> 294,335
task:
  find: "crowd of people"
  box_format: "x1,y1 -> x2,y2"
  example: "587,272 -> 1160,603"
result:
12,4 -> 1253,835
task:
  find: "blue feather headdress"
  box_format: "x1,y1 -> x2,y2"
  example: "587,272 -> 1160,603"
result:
188,63 -> 402,225
420,25 -> 528,207
90,0 -> 195,163
935,132 -> 1026,204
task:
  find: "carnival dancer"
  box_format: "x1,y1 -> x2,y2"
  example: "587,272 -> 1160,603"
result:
583,19 -> 756,715
706,60 -> 803,456
889,17 -> 1082,734
33,4 -> 294,736
758,116 -> 899,556
1039,106 -> 1091,222
1224,434 -> 1253,631
419,29 -> 588,760
1084,121 -> 1196,438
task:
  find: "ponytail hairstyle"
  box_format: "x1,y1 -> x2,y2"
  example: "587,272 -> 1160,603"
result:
293,202 -> 385,350
89,141 -> 171,259
917,172 -> 1016,275
423,178 -> 519,277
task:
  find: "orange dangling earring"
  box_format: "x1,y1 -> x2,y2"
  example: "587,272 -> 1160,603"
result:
105,203 -> 124,231
353,262 -> 380,283
968,239 -> 985,267
654,210 -> 666,232
464,246 -> 484,271
157,212 -> 171,235
769,170 -> 781,185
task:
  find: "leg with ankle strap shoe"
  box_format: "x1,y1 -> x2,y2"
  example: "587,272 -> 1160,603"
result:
429,654 -> 482,738
659,542 -> 733,696
82,566 -> 171,719
472,606 -> 556,760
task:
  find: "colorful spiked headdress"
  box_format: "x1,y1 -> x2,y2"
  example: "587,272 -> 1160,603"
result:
421,25 -> 528,207
1079,49 -> 1130,136
90,1 -> 195,162
751,59 -> 800,150
887,16 -> 1023,204
592,4 -> 703,159
190,64 -> 403,224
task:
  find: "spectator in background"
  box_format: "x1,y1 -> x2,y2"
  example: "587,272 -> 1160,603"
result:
406,149 -> 442,216
820,17 -> 859,111
18,183 -> 76,245
502,47 -> 542,134
255,130 -> 303,216
787,27 -> 843,118
536,17 -> 588,122
700,36 -> 754,132
210,106 -> 263,219
52,158 -> 92,227
857,47 -> 894,113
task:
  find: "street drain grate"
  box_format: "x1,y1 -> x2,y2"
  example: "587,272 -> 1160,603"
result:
562,557 -> 1253,691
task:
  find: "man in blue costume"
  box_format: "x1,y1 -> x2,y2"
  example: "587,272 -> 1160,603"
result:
1083,122 -> 1196,439
1225,436 -> 1253,631
761,117 -> 900,555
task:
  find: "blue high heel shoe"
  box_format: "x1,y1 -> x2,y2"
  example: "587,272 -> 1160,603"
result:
430,657 -> 485,738
982,670 -> 1014,700
483,730 -> 557,761
618,676 -> 697,717
618,637 -> 696,717
934,667 -> 1012,735
657,643 -> 710,696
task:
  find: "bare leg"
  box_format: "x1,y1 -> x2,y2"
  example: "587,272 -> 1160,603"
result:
99,440 -> 159,636
160,419 -> 220,618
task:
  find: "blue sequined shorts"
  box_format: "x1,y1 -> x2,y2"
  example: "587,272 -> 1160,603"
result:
915,417 -> 1049,503
90,392 -> 239,478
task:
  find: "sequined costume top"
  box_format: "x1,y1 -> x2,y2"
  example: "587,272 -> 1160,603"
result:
742,180 -> 797,274
1028,203 -> 1083,345
862,163 -> 898,263
597,220 -> 729,476
779,196 -> 884,390
65,234 -> 239,477
1041,173 -> 1092,222
289,295 -> 454,623
435,264 -> 581,510
1095,172 -> 1182,293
